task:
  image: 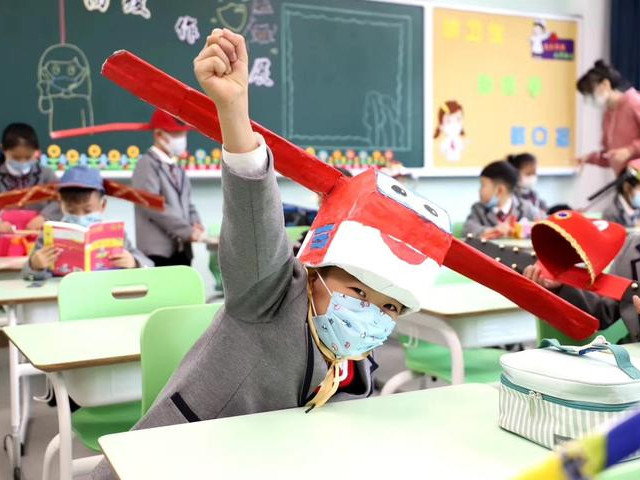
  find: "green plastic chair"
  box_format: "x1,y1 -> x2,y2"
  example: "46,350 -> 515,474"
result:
285,225 -> 309,244
451,221 -> 465,239
403,340 -> 504,384
536,318 -> 629,346
58,266 -> 205,452
140,303 -> 223,414
207,224 -> 223,294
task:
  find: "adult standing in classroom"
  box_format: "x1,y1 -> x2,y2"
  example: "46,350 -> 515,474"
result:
576,60 -> 640,175
132,110 -> 204,266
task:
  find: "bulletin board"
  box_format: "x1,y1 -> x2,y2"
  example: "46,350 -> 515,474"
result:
428,6 -> 580,176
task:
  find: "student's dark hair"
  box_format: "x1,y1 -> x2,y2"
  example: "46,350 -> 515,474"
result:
546,204 -> 572,216
59,187 -> 104,205
506,153 -> 537,171
0,123 -> 40,164
480,160 -> 518,192
617,171 -> 640,195
576,60 -> 629,95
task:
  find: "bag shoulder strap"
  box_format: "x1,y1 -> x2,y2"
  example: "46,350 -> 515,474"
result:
539,336 -> 640,380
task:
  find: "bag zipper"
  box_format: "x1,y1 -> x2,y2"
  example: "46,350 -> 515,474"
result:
501,375 -> 640,412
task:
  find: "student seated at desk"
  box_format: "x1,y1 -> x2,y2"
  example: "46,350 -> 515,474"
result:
602,167 -> 640,227
93,29 -> 428,479
523,228 -> 640,343
463,160 -> 542,240
23,166 -> 152,280
507,152 -> 548,212
0,123 -> 60,233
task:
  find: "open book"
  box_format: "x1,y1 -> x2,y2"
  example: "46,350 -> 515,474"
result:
43,221 -> 125,276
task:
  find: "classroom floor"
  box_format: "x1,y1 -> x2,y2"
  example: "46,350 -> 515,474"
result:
0,338 -> 424,479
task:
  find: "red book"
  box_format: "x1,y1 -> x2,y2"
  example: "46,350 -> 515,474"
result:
43,221 -> 125,276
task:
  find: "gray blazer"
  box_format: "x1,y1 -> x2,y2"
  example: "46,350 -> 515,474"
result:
92,152 -> 377,480
22,232 -> 153,280
553,232 -> 640,342
463,195 -> 542,237
0,163 -> 61,220
602,195 -> 639,228
132,150 -> 201,259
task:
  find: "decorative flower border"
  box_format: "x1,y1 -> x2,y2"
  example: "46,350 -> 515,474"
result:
40,144 -> 403,172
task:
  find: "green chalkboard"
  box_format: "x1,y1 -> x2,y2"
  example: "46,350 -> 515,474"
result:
0,0 -> 424,169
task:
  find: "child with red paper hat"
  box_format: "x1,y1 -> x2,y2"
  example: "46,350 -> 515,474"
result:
132,109 -> 203,266
523,210 -> 640,342
0,123 -> 61,234
92,29 -> 603,479
22,166 -> 154,280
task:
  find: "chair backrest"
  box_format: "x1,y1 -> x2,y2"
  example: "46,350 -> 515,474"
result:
58,266 -> 205,321
140,303 -> 222,414
536,317 -> 629,345
285,225 -> 309,244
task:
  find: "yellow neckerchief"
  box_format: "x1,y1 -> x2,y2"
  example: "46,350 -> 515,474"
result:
305,282 -> 370,412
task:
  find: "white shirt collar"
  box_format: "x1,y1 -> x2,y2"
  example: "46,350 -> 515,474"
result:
150,145 -> 176,165
493,196 -> 513,216
619,194 -> 637,217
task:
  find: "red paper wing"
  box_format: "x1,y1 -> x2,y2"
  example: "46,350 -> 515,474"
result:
0,185 -> 59,209
51,122 -> 151,139
444,238 -> 599,339
103,180 -> 164,211
101,50 -> 343,195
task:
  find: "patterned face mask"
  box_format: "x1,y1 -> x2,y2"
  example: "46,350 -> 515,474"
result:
310,274 -> 396,359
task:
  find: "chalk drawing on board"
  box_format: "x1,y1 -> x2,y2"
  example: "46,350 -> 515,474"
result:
215,3 -> 249,32
36,43 -> 94,134
249,58 -> 274,87
83,0 -> 110,13
282,5 -> 412,151
175,16 -> 201,45
250,23 -> 277,45
252,0 -> 273,16
122,0 -> 151,20
433,100 -> 465,162
363,91 -> 405,149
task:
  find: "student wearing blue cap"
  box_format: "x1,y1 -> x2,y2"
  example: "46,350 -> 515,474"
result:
23,166 -> 153,279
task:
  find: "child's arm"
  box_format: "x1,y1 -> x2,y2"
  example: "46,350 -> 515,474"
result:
109,238 -> 154,269
22,235 -> 58,280
194,29 -> 293,320
463,203 -> 492,237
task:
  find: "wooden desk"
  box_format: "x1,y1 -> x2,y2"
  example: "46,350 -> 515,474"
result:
0,278 -> 60,475
3,313 -> 149,480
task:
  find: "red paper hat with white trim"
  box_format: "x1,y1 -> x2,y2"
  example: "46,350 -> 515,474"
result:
91,50 -> 602,338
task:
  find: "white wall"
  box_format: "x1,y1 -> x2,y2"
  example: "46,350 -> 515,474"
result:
104,0 -> 612,296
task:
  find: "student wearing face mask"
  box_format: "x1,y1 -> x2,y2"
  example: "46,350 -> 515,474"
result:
602,166 -> 640,228
132,110 -> 203,266
0,123 -> 61,233
507,152 -> 548,212
576,60 -> 640,175
463,160 -> 543,239
23,166 -> 152,280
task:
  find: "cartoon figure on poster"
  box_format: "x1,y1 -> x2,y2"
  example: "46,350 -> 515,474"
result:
530,19 -> 550,56
36,44 -> 94,134
434,100 -> 465,162
530,18 -> 575,61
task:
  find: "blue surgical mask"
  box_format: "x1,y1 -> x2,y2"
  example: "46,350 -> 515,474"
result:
6,158 -> 35,176
61,213 -> 103,228
484,195 -> 499,209
311,276 -> 396,358
632,192 -> 640,209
